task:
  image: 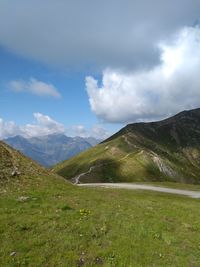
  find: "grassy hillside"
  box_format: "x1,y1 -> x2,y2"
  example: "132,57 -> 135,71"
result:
53,108 -> 200,184
1,169 -> 200,266
1,140 -> 200,266
0,141 -> 48,183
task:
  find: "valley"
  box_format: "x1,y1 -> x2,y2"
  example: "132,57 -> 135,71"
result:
1,108 -> 200,266
1,2 -> 200,265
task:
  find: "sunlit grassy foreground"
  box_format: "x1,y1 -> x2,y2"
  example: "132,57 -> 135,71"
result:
1,175 -> 200,266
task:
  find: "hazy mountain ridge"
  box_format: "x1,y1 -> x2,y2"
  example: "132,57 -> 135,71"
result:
53,108 -> 200,184
4,133 -> 101,167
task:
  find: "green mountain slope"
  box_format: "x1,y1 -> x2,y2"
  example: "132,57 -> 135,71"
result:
53,108 -> 200,184
2,132 -> 200,266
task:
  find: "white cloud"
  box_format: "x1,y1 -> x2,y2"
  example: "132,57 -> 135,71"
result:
68,124 -> 110,140
0,1 -> 199,69
9,78 -> 61,98
0,113 -> 65,139
86,26 -> 200,123
0,118 -> 20,139
71,125 -> 87,137
22,113 -> 65,137
90,125 -> 109,140
0,113 -> 109,140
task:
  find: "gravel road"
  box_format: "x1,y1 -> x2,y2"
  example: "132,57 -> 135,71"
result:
78,183 -> 200,198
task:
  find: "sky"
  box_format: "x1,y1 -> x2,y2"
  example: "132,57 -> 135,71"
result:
0,0 -> 200,139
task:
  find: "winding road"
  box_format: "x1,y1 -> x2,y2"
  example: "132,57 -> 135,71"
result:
78,183 -> 200,198
73,135 -> 200,198
73,166 -> 98,184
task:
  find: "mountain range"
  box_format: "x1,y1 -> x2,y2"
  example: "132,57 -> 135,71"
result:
1,120 -> 200,266
4,134 -> 100,167
53,108 -> 200,184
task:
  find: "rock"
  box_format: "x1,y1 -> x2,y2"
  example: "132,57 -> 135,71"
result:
10,251 -> 16,257
11,170 -> 17,176
17,196 -> 30,202
95,257 -> 104,265
11,168 -> 21,177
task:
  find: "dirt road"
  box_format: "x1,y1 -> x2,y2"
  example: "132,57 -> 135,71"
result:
78,183 -> 200,198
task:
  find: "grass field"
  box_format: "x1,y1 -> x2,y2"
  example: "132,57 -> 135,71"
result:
1,174 -> 200,266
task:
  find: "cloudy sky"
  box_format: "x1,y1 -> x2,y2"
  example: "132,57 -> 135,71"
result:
0,0 -> 200,139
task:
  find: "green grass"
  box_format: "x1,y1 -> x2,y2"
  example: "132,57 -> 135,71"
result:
1,175 -> 200,266
53,135 -> 200,184
0,141 -> 47,183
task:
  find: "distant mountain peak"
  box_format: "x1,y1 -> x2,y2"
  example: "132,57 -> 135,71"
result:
4,134 -> 101,167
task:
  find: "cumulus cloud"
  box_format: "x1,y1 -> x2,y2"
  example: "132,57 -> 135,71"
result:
90,125 -> 110,140
86,26 -> 200,123
0,118 -> 21,139
22,113 -> 65,137
71,125 -> 87,137
9,78 -> 61,98
68,124 -> 109,139
0,0 -> 200,69
0,113 -> 109,139
0,113 -> 65,139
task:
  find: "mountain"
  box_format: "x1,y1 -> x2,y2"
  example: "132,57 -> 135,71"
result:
53,108 -> 200,184
2,141 -> 200,267
4,133 -> 101,167
0,141 -> 48,182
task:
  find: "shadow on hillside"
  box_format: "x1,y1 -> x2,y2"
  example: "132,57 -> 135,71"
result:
58,158 -> 123,183
85,158 -> 123,183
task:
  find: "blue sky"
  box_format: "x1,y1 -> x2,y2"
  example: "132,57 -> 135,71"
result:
0,1 -> 200,139
0,47 -> 93,125
0,47 -> 121,138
